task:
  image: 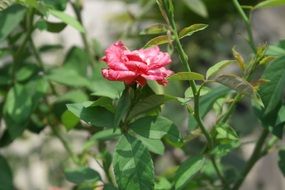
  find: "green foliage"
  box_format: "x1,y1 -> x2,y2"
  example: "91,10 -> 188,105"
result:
206,60 -> 234,79
64,167 -> 101,186
181,0 -> 208,18
255,0 -> 285,9
0,155 -> 13,190
168,72 -> 204,81
215,74 -> 255,96
178,24 -> 208,39
47,9 -> 85,33
259,56 -> 285,117
278,150 -> 285,176
0,5 -> 25,41
175,156 -> 205,190
113,134 -> 154,190
66,102 -> 114,128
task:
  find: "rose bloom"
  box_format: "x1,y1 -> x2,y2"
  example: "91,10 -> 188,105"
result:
101,41 -> 173,86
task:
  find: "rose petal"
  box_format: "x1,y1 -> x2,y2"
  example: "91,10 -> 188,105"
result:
124,61 -> 148,73
102,69 -> 137,84
148,52 -> 171,69
103,41 -> 129,70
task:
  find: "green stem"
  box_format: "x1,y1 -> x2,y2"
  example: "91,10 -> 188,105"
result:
162,0 -> 213,149
210,156 -> 230,189
12,8 -> 34,82
218,94 -> 242,124
231,129 -> 269,190
71,2 -> 95,69
232,0 -> 256,53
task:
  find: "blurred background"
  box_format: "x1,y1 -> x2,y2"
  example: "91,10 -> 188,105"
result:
0,0 -> 285,189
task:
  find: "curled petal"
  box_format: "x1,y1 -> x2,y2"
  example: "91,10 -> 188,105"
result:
124,50 -> 145,62
103,41 -> 129,70
124,61 -> 148,73
102,69 -> 137,84
148,52 -> 171,69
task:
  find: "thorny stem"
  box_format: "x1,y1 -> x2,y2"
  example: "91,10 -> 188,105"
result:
232,0 -> 256,53
71,2 -> 95,69
161,0 -> 213,149
159,0 -> 229,187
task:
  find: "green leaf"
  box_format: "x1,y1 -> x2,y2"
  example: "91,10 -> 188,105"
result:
278,150 -> 285,176
47,67 -> 90,87
61,110 -> 79,130
89,63 -> 124,99
206,60 -> 234,79
144,35 -> 171,48
130,116 -> 174,139
259,56 -> 285,116
47,9 -> 85,33
0,5 -> 25,41
3,78 -> 48,138
136,135 -> 165,155
215,74 -> 255,96
64,167 -> 101,184
64,47 -> 89,76
154,177 -> 172,190
88,129 -> 121,142
128,95 -> 173,119
267,45 -> 285,57
175,156 -> 205,190
114,88 -> 133,128
83,129 -> 121,150
212,124 -> 240,156
185,86 -> 209,98
255,0 -> 285,9
15,64 -> 39,82
168,72 -> 204,81
45,21 -> 66,33
178,24 -> 208,39
140,23 -> 168,35
56,90 -> 88,103
66,102 -> 114,128
113,134 -> 154,190
0,155 -> 13,190
182,0 -> 208,18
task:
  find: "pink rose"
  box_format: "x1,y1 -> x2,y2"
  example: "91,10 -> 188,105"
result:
101,41 -> 173,86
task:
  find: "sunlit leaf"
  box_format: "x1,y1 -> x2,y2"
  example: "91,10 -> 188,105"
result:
206,60 -> 234,79
259,56 -> 285,115
232,48 -> 245,71
175,156 -> 205,190
255,0 -> 285,9
144,35 -> 171,48
179,24 -> 208,39
140,23 -> 168,35
168,72 -> 204,81
48,9 -> 85,33
114,135 -> 154,190
181,0 -> 208,18
0,5 -> 25,41
64,167 -> 101,184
